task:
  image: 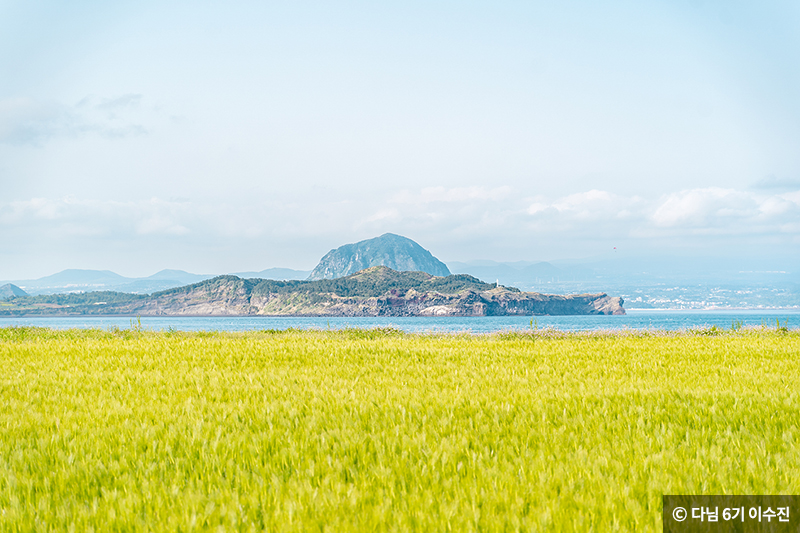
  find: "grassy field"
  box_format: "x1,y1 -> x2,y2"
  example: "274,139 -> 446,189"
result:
0,326 -> 798,531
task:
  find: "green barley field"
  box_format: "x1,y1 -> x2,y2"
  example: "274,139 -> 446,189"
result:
1,326 -> 798,531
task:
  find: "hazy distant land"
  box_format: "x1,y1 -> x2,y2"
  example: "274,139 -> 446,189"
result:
1,233 -> 796,310
2,262 -> 796,310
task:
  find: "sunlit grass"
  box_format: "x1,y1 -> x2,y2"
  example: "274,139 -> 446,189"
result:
1,327 -> 798,531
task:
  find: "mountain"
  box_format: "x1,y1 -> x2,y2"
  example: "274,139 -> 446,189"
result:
0,283 -> 27,300
4,267 -> 310,296
309,233 -> 451,280
231,268 -> 311,280
142,269 -> 213,284
0,266 -> 625,317
4,269 -> 216,296
114,270 -> 216,293
23,269 -> 130,289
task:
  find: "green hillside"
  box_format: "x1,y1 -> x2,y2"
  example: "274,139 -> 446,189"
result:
154,266 -> 499,299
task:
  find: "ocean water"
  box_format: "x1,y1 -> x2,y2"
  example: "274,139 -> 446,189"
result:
0,309 -> 797,333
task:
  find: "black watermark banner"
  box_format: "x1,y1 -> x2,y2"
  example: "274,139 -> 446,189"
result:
663,495 -> 800,532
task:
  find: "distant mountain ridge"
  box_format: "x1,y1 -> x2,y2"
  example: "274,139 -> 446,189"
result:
30,269 -> 129,285
1,269 -> 216,296
231,268 -> 311,280
0,266 -> 625,317
1,267 -> 311,296
309,233 -> 450,280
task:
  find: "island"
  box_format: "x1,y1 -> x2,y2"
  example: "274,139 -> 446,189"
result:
0,266 -> 624,317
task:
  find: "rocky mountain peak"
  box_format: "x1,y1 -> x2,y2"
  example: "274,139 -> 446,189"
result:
308,233 -> 451,280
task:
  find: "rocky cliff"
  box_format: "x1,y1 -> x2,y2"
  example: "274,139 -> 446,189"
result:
1,266 -> 624,316
308,233 -> 451,280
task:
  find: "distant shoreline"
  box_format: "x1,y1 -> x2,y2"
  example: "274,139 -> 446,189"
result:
7,309 -> 798,318
625,307 -> 800,312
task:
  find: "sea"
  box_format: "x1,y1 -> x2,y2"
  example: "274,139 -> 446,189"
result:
0,309 -> 798,333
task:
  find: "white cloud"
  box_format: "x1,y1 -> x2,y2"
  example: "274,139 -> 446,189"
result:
135,198 -> 190,236
550,190 -> 644,221
526,202 -> 550,215
352,185 -> 800,247
651,188 -> 757,228
782,191 -> 800,204
520,187 -> 800,238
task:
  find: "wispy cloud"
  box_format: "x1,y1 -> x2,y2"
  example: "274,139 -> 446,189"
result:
0,98 -> 66,145
752,175 -> 800,191
0,196 -> 336,241
0,197 -> 190,237
89,94 -> 143,111
0,94 -> 148,145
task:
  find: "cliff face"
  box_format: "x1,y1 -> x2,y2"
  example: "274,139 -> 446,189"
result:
308,233 -> 451,280
245,288 -> 624,317
118,277 -> 256,316
0,267 -> 625,317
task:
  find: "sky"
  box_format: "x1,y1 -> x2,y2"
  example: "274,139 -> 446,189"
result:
2,0 -> 799,279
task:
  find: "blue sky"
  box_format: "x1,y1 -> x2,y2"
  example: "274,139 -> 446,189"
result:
1,0 -> 799,278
